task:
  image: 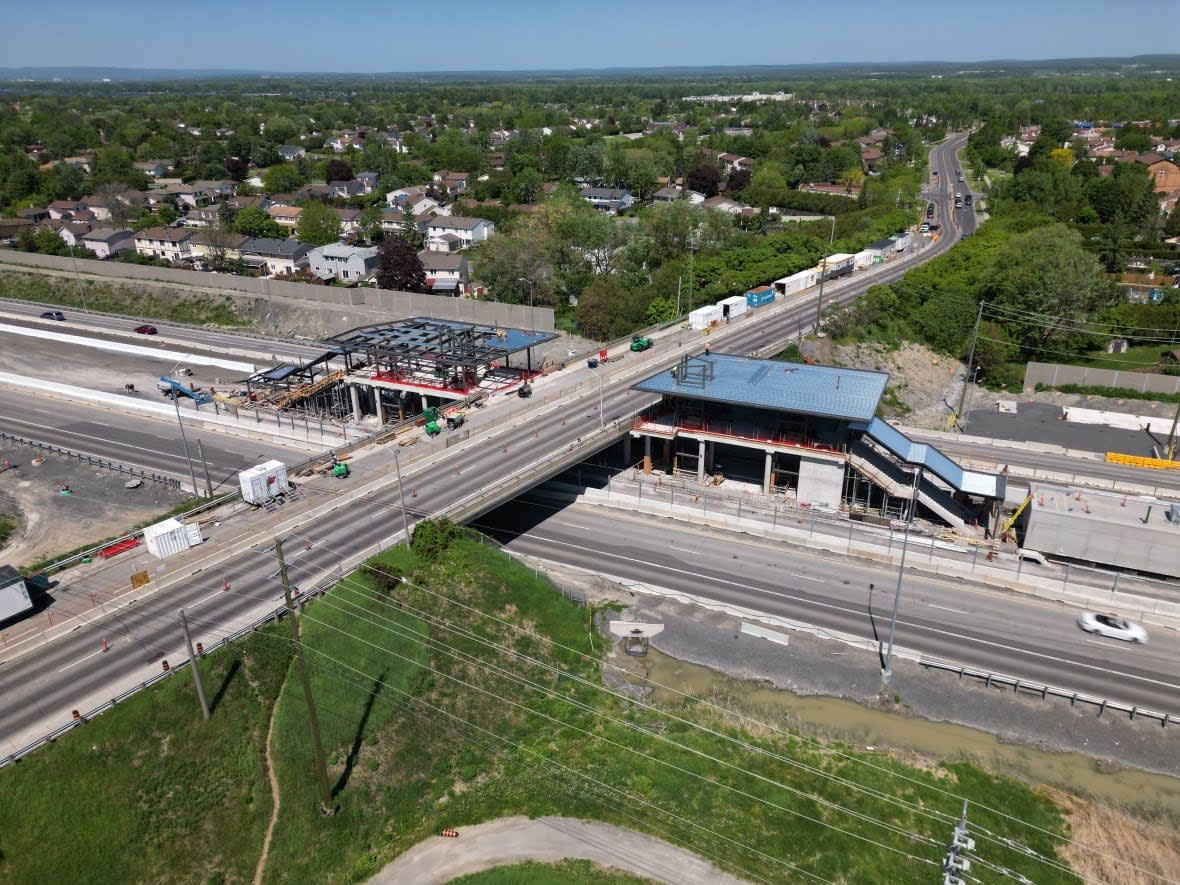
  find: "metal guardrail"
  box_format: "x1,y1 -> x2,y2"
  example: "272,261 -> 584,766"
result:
0,431 -> 183,490
919,657 -> 1177,728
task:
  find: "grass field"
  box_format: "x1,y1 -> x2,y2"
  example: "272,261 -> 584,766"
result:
0,525 -> 1083,885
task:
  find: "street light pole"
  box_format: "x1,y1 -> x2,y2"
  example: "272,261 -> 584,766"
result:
169,387 -> 201,496
882,464 -> 923,685
598,373 -> 605,431
393,447 -> 413,549
68,244 -> 88,311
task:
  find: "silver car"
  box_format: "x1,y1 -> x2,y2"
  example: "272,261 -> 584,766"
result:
1078,613 -> 1147,643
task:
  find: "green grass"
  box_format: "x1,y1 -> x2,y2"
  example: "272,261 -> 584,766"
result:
0,628 -> 291,885
451,860 -> 656,884
0,511 -> 17,548
0,526 -> 1083,885
0,270 -> 252,327
1077,343 -> 1171,371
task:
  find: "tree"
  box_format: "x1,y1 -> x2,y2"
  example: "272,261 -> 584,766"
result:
234,205 -> 284,238
686,164 -> 721,198
34,228 -> 70,255
628,163 -> 659,201
262,163 -> 304,194
744,165 -> 788,209
324,158 -> 354,182
296,201 -> 342,246
156,204 -> 177,226
726,168 -> 751,195
376,235 -> 427,292
359,205 -> 384,244
510,167 -> 543,205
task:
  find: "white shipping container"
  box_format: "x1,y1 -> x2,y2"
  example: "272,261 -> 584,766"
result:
688,305 -> 723,330
773,269 -> 816,296
143,517 -> 192,559
185,523 -> 204,547
718,295 -> 747,319
854,250 -> 875,269
239,460 -> 289,505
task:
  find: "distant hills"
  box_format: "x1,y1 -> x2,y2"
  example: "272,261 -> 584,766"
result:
2,55 -> 1179,84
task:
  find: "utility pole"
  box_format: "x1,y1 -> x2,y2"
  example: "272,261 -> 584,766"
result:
275,537 -> 334,814
955,301 -> 985,429
170,388 -> 200,496
1166,395 -> 1180,461
178,608 -> 209,720
942,799 -> 975,883
882,464 -> 923,685
393,447 -> 413,549
814,215 -> 837,335
675,276 -> 682,319
196,439 -> 213,498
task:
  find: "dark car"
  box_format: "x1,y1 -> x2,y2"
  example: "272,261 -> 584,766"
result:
39,310 -> 65,321
134,324 -> 158,335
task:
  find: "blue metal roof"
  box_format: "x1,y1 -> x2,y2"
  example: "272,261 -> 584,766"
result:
632,354 -> 888,422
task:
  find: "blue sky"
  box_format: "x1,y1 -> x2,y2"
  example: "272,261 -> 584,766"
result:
2,0 -> 1174,72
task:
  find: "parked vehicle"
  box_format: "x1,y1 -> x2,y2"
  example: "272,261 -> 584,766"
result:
1077,612 -> 1147,643
39,310 -> 65,321
964,194 -> 973,206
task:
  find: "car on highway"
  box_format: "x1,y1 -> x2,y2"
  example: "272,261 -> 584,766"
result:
39,310 -> 65,321
1078,612 -> 1147,643
134,324 -> 158,335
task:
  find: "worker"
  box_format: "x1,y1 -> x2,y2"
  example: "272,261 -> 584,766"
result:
704,342 -> 712,355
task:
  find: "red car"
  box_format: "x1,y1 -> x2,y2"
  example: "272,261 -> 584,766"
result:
134,324 -> 158,335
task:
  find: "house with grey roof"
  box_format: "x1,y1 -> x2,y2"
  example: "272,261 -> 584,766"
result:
581,186 -> 633,214
240,237 -> 313,276
424,216 -> 494,248
80,227 -> 134,258
418,250 -> 470,294
308,243 -> 380,282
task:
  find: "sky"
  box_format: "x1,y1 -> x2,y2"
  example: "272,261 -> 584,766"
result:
1,0 -> 1176,73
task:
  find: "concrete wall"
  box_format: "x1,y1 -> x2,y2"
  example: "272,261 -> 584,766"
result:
1024,361 -> 1180,396
1024,506 -> 1180,578
796,456 -> 844,509
0,248 -> 554,331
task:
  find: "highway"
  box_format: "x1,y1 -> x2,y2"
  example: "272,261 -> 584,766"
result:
11,132 -> 1171,754
479,498 -> 1180,714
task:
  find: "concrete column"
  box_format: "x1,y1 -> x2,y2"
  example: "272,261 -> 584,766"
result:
375,392 -> 385,425
349,384 -> 362,423
643,436 -> 653,474
705,440 -> 715,473
663,440 -> 672,473
623,434 -> 632,465
697,438 -> 706,484
763,450 -> 773,494
421,394 -> 429,411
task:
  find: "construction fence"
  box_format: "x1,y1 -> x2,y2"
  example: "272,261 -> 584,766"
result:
1024,361 -> 1180,396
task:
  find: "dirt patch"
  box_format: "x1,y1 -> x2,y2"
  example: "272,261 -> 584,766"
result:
0,444 -> 189,568
1059,800 -> 1180,885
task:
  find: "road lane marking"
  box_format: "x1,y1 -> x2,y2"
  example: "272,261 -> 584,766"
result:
788,573 -> 826,584
670,546 -> 702,555
928,603 -> 969,615
523,533 -> 1180,695
59,645 -> 113,673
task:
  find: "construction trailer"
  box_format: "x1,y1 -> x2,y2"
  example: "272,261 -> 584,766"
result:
0,564 -> 33,623
239,460 -> 290,505
142,518 -> 203,559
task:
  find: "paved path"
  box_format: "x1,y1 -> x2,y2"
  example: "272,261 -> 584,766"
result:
369,815 -> 754,885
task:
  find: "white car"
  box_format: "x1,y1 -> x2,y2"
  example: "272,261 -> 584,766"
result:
1078,613 -> 1147,643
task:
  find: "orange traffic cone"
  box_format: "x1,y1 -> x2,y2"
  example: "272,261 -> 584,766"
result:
223,578 -> 231,591
102,638 -> 110,653
440,828 -> 459,838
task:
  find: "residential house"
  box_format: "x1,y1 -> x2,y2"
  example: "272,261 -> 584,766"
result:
47,200 -> 87,220
485,152 -> 507,170
652,186 -> 681,204
239,238 -> 313,277
433,171 -> 471,196
185,205 -> 223,228
1116,272 -> 1175,303
133,227 -> 196,262
701,195 -> 748,214
1147,159 -> 1180,192
267,205 -> 304,230
228,194 -> 272,213
15,206 -> 49,224
334,207 -> 362,237
326,131 -> 362,153
418,250 -> 470,295
581,186 -> 633,214
62,155 -> 92,174
380,208 -> 432,238
716,153 -> 754,174
277,145 -> 306,161
799,182 -> 860,198
134,160 -> 169,179
860,146 -> 884,171
79,227 -> 134,258
189,231 -> 250,269
355,171 -> 380,194
328,179 -> 365,200
424,216 -> 494,249
0,218 -> 34,243
296,183 -> 332,202
723,126 -> 754,137
59,221 -> 93,247
308,243 -> 380,282
425,232 -> 464,252
386,184 -> 436,210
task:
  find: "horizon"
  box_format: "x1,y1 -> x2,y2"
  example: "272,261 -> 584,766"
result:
2,0 -> 1177,75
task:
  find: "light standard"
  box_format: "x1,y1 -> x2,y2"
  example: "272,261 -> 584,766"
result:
517,277 -> 535,331
168,387 -> 201,497
393,447 -> 412,549
882,464 -> 923,685
598,371 -> 606,431
814,214 -> 837,335
962,365 -> 982,430
68,243 -> 88,312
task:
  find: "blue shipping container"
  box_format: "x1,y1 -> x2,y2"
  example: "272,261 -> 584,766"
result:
746,289 -> 775,308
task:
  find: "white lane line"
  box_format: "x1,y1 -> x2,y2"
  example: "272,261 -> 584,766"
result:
529,532 -> 1180,694
190,589 -> 225,609
928,603 -> 969,615
563,524 -> 594,532
789,573 -> 826,584
59,645 -> 112,673
670,546 -> 703,555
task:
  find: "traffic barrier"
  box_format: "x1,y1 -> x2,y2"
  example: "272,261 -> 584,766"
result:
440,828 -> 459,838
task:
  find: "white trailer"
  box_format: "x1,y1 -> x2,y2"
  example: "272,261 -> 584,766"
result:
0,564 -> 33,623
718,295 -> 747,320
773,269 -> 816,297
239,460 -> 290,505
143,517 -> 199,559
853,250 -> 876,269
688,304 -> 723,330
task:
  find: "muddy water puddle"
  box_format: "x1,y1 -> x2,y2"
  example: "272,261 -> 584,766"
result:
618,648 -> 1180,816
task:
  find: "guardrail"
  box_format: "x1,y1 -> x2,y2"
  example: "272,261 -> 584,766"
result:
0,431 -> 183,490
919,657 -> 1176,728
